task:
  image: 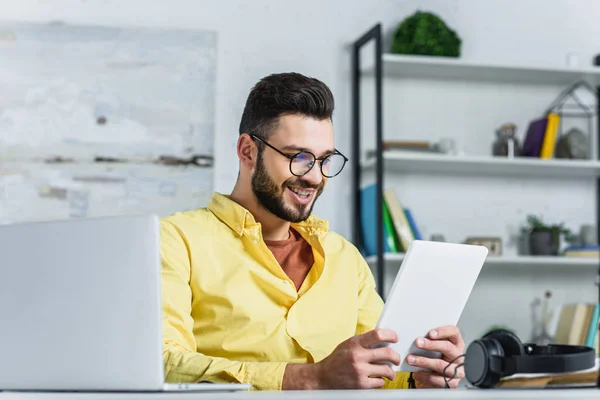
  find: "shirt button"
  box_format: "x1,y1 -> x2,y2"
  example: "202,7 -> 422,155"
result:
253,240 -> 258,245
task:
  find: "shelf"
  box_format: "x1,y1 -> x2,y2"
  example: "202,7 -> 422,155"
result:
379,54 -> 600,85
365,253 -> 600,268
362,152 -> 600,178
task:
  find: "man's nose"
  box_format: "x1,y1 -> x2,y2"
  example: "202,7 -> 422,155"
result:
302,163 -> 323,186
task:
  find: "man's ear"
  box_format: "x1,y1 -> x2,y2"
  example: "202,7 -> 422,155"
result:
237,133 -> 257,170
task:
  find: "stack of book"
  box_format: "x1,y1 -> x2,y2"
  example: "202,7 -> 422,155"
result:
521,113 -> 560,159
360,184 -> 422,256
554,302 -> 599,353
563,245 -> 600,258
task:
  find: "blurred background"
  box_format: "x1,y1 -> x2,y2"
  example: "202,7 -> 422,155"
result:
1,0 -> 599,350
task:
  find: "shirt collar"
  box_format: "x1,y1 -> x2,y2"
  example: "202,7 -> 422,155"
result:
207,192 -> 329,238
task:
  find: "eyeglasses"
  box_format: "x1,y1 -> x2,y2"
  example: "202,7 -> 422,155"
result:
250,134 -> 348,178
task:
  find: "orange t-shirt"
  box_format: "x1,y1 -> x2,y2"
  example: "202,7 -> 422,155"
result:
264,228 -> 314,291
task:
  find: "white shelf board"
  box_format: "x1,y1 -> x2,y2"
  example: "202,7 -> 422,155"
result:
365,253 -> 599,268
377,54 -> 600,85
361,151 -> 600,178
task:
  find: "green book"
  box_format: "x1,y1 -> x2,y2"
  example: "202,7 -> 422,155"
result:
383,200 -> 400,253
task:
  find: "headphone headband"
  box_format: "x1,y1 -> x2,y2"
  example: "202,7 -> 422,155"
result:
501,344 -> 596,376
502,344 -> 596,376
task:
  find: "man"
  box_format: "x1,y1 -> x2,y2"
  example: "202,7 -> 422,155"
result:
160,72 -> 465,390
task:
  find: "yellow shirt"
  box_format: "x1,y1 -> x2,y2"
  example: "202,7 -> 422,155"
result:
160,192 -> 410,390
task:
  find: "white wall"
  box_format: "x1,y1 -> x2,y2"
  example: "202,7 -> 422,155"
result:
6,0 -> 600,239
1,0 -> 422,237
3,0 -> 600,345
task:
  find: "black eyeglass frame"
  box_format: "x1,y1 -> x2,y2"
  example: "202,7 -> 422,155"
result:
249,134 -> 349,178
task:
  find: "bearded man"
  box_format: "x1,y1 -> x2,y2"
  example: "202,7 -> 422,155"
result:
160,72 -> 465,391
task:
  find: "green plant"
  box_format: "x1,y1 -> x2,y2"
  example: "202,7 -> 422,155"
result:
520,214 -> 577,243
390,11 -> 461,57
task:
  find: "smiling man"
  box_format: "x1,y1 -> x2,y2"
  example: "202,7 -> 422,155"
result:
160,72 -> 465,391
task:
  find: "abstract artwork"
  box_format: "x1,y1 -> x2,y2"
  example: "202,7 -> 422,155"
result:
0,21 -> 217,224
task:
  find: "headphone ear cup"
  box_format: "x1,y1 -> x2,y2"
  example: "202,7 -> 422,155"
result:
483,329 -> 525,358
465,338 -> 505,389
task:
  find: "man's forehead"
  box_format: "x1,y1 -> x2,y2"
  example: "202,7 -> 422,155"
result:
270,115 -> 334,152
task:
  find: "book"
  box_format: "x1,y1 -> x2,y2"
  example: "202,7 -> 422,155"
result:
521,117 -> 548,157
403,208 -> 422,241
555,303 -> 599,346
360,184 -> 398,256
496,358 -> 599,388
539,113 -> 560,159
383,201 -> 400,253
585,304 -> 600,348
564,244 -> 600,257
555,303 -> 589,345
383,189 -> 415,251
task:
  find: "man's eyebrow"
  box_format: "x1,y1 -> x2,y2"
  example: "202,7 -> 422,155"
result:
281,145 -> 336,157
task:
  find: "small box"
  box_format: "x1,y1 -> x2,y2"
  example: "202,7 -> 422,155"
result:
465,236 -> 502,256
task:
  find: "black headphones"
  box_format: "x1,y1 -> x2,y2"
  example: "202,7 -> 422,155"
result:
464,328 -> 596,388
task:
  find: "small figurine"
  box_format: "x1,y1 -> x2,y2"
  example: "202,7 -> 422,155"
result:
493,123 -> 521,157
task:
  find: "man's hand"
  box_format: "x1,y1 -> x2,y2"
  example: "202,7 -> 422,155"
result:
282,328 -> 400,390
406,325 -> 465,389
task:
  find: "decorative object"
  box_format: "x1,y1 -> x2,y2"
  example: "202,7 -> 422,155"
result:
517,233 -> 530,255
530,291 -> 554,345
390,11 -> 461,57
545,80 -> 596,160
0,21 -> 217,223
555,127 -> 589,159
580,224 -> 597,246
465,236 -> 502,256
437,137 -> 457,155
430,233 -> 446,242
492,123 -> 520,157
520,215 -> 575,256
566,52 -> 581,68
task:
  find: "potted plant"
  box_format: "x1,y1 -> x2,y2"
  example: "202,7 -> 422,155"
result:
390,11 -> 462,57
520,215 -> 575,256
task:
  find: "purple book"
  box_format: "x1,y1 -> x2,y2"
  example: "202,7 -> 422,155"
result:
521,117 -> 548,157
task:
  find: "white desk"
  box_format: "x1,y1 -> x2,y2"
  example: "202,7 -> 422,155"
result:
1,388 -> 599,400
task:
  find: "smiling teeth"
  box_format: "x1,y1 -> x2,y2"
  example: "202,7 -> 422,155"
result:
290,187 -> 311,198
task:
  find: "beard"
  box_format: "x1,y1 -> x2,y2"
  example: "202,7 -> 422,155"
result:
251,151 -> 324,223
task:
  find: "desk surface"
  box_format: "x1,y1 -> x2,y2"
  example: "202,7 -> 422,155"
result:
1,388 -> 599,400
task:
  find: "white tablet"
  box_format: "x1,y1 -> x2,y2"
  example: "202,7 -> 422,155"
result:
375,240 -> 488,372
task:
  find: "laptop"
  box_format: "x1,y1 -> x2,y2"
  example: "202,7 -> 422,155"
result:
0,214 -> 251,392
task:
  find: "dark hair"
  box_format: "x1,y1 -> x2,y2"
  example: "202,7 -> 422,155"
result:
238,72 -> 334,141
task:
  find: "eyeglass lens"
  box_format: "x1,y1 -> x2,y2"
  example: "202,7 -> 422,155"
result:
291,152 -> 346,177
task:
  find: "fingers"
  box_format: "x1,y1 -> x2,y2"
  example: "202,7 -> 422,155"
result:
415,337 -> 463,360
368,346 -> 401,366
407,355 -> 465,381
413,371 -> 461,389
406,355 -> 451,376
366,364 -> 397,382
427,326 -> 464,346
364,377 -> 386,389
357,328 -> 398,348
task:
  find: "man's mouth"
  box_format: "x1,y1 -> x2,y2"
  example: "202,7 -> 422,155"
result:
288,186 -> 313,199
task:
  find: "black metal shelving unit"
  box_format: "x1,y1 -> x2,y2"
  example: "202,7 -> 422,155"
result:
352,23 -> 384,297
350,22 -> 600,323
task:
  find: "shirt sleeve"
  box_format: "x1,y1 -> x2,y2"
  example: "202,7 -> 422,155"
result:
160,219 -> 288,391
354,250 -> 412,389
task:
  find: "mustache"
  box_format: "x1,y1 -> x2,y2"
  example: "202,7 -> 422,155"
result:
284,179 -> 323,190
